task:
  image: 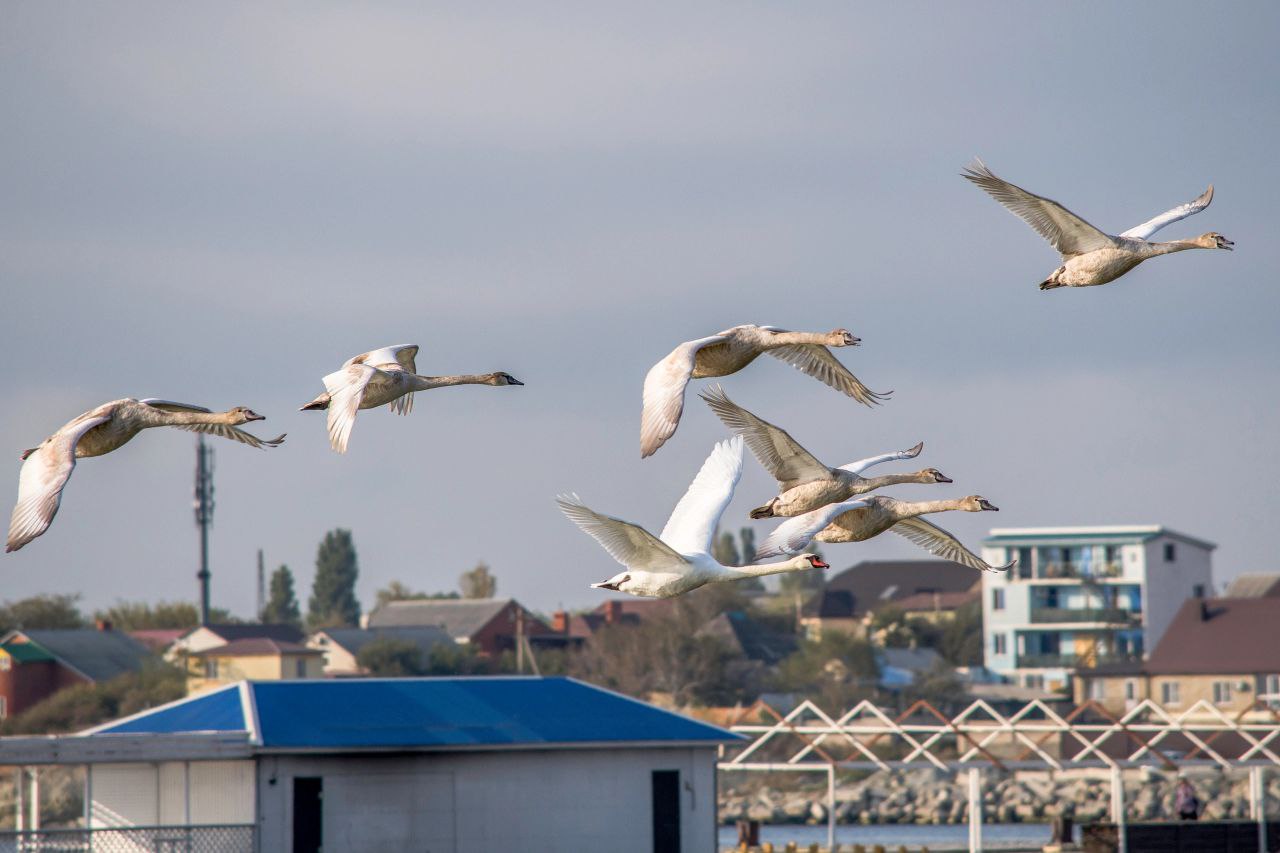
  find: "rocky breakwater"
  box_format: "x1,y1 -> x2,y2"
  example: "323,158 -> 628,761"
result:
719,767 -> 1280,826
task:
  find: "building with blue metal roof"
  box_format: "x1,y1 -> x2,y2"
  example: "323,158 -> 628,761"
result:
67,676 -> 737,852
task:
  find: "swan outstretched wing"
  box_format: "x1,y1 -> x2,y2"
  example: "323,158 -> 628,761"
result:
755,498 -> 870,561
323,364 -> 377,454
6,414 -> 111,552
1119,185 -> 1214,241
640,334 -> 727,458
700,386 -> 828,490
556,494 -> 685,571
138,400 -> 286,449
888,516 -> 1013,573
659,435 -> 743,556
838,441 -> 924,476
962,159 -> 1114,256
764,345 -> 890,406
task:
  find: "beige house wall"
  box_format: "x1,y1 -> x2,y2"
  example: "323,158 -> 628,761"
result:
187,652 -> 323,694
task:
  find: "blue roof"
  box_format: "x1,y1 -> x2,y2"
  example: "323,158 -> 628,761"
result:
89,677 -> 737,750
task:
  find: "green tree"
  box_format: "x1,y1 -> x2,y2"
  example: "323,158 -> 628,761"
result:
771,631 -> 880,710
261,565 -> 302,628
357,638 -> 425,676
458,562 -> 496,599
868,606 -> 941,650
738,527 -> 757,564
712,531 -> 740,566
0,594 -> 86,632
938,599 -> 984,666
309,529 -> 361,628
96,601 -> 200,631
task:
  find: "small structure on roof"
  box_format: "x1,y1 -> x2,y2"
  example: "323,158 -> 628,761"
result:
18,676 -> 736,852
0,626 -> 155,718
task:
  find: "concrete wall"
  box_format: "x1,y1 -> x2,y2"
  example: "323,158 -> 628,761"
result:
1142,537 -> 1213,653
256,747 -> 717,853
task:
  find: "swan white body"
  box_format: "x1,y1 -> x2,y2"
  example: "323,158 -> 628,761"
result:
558,436 -> 832,598
7,399 -> 283,553
301,344 -> 523,453
640,325 -> 888,458
963,159 -> 1232,289
700,386 -> 947,518
756,494 -> 1012,573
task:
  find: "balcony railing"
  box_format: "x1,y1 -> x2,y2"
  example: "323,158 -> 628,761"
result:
1036,561 -> 1123,580
1029,607 -> 1139,625
0,823 -> 254,852
1017,652 -> 1142,670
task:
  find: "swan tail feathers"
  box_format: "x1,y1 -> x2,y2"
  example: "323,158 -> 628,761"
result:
299,394 -> 331,411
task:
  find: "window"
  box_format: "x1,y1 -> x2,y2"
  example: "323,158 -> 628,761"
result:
1124,680 -> 1137,701
1016,548 -> 1032,579
1161,681 -> 1181,706
204,659 -> 219,679
992,589 -> 1005,611
1164,543 -> 1177,562
1193,584 -> 1206,599
295,659 -> 307,678
993,633 -> 1007,655
1263,674 -> 1280,707
1213,681 -> 1234,705
1024,674 -> 1044,690
1088,680 -> 1105,701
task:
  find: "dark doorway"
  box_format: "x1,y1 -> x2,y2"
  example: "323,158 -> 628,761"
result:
651,769 -> 680,853
293,776 -> 323,853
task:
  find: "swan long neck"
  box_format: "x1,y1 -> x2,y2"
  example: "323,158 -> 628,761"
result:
149,410 -> 240,427
720,558 -> 811,580
892,498 -> 973,519
409,373 -> 498,389
766,330 -> 836,346
1144,240 -> 1202,257
858,472 -> 935,490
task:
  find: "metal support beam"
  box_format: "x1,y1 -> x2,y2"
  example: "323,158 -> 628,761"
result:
1251,765 -> 1265,853
826,764 -> 835,851
967,766 -> 982,852
30,767 -> 39,831
1110,765 -> 1126,853
14,767 -> 23,833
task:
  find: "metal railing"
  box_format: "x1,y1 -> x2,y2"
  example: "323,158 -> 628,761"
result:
0,823 -> 254,852
1029,607 -> 1138,624
1017,652 -> 1141,669
1036,561 -> 1123,579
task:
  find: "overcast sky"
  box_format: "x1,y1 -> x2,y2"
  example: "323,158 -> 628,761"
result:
2,3 -> 1277,620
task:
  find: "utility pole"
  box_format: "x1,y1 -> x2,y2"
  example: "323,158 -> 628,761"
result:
256,549 -> 265,622
193,436 -> 215,625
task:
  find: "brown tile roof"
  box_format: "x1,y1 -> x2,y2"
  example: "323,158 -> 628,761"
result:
1222,574 -> 1280,598
1145,598 -> 1280,675
890,590 -> 979,613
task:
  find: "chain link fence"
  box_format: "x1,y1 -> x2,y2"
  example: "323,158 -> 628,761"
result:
0,823 -> 254,852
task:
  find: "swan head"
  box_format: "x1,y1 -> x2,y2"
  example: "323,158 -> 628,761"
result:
591,572 -> 631,592
831,329 -> 860,347
794,553 -> 829,571
921,468 -> 952,484
963,495 -> 999,512
491,372 -> 525,386
230,407 -> 265,423
1201,232 -> 1234,251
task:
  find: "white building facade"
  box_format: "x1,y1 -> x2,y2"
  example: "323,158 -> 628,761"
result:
980,526 -> 1214,692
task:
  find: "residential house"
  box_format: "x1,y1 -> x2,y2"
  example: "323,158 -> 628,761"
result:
548,599 -> 676,641
128,628 -> 185,654
799,560 -> 981,641
364,599 -> 553,657
166,623 -> 306,661
307,626 -> 455,676
1074,597 -> 1280,717
696,611 -> 797,665
186,638 -> 324,694
0,626 -> 155,718
981,525 -> 1214,692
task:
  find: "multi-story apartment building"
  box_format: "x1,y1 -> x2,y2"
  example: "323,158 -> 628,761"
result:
980,526 -> 1214,692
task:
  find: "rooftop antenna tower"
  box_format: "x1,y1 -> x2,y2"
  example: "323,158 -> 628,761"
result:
193,435 -> 215,625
